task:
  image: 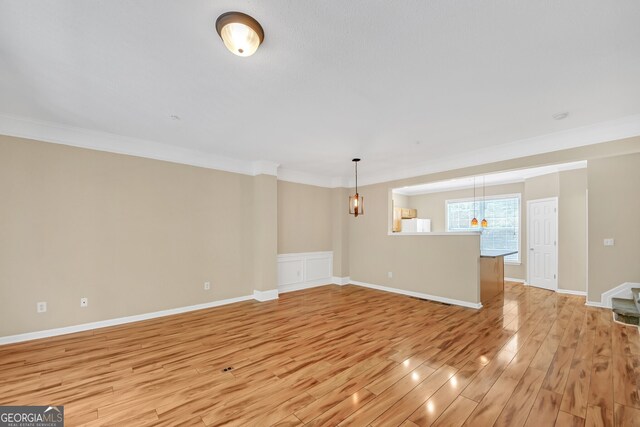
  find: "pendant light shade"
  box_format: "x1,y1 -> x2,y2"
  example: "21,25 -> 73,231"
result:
349,159 -> 364,217
216,12 -> 264,57
471,176 -> 478,227
481,176 -> 488,228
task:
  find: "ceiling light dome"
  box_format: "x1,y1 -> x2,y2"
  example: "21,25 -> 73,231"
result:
215,12 -> 264,57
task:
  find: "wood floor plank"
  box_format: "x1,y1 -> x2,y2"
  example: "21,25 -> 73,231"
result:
371,364 -> 458,427
614,403 -> 640,427
493,367 -> 546,427
555,410 -> 586,427
524,389 -> 563,427
560,356 -> 593,418
585,405 -> 613,427
339,364 -> 435,427
431,395 -> 477,427
407,361 -> 482,426
0,284 -> 631,427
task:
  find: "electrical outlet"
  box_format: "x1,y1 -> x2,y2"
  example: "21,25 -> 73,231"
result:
388,272 -> 393,278
80,297 -> 88,308
603,238 -> 615,246
204,281 -> 211,290
37,302 -> 47,313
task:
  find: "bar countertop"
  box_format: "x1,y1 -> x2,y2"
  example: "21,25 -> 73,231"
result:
480,250 -> 518,258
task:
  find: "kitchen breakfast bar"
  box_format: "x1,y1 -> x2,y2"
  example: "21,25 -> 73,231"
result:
480,250 -> 518,303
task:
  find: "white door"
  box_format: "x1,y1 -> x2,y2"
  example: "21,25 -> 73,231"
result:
527,198 -> 558,290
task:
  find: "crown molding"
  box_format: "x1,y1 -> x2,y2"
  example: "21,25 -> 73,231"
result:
0,113 -> 274,177
2,112 -> 639,188
356,113 -> 640,186
277,167 -> 338,188
252,160 -> 280,176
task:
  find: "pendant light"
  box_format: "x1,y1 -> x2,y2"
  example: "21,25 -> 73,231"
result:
471,176 -> 479,227
481,176 -> 488,228
349,159 -> 364,217
215,12 -> 264,57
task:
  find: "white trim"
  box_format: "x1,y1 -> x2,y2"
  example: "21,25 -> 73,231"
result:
585,300 -> 607,308
392,161 -> 587,196
388,231 -> 481,236
277,252 -> 333,293
253,160 -> 280,176
275,276 -> 351,293
253,289 -> 279,302
279,279 -> 334,294
277,251 -> 333,259
2,113 -> 640,189
0,294 -> 254,346
349,280 -> 483,310
355,113 -> 640,187
332,276 -> 351,286
556,289 -> 587,296
277,168 -> 336,188
505,277 -> 526,284
0,114 -> 278,177
526,197 -> 559,291
395,178 -> 526,196
598,282 -> 640,309
445,192 -> 523,205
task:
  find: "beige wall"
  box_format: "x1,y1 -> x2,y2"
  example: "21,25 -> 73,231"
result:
349,182 -> 482,305
350,137 -> 639,304
587,153 -> 640,302
0,135 -> 272,336
391,193 -> 409,209
277,181 -> 333,254
253,174 -> 278,292
402,182 -> 525,279
2,132 -> 639,337
558,169 -> 588,292
331,187 -> 350,278
524,173 -> 559,201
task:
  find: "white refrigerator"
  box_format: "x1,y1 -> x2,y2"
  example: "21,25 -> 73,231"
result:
400,218 -> 431,232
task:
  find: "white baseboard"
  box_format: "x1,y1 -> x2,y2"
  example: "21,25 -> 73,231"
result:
279,279 -> 332,293
332,276 -> 350,286
278,277 -> 350,293
253,289 -> 279,302
594,282 -> 639,309
0,294 -> 255,346
585,300 -> 607,308
349,280 -> 482,310
505,277 -> 526,284
556,289 -> 587,296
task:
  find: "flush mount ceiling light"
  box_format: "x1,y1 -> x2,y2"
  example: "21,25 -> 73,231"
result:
349,159 -> 364,218
215,12 -> 264,57
552,111 -> 569,120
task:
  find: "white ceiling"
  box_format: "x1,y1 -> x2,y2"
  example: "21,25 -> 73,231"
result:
1,1 -> 640,186
393,161 -> 587,196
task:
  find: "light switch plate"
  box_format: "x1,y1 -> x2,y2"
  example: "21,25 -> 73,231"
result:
604,238 -> 615,246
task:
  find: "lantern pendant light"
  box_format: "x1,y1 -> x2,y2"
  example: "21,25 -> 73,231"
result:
481,176 -> 488,228
471,176 -> 479,227
349,159 -> 364,217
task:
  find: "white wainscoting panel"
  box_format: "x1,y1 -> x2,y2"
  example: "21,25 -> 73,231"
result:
277,252 -> 334,293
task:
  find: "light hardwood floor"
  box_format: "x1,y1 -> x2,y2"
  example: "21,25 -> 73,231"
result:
1,282 -> 639,426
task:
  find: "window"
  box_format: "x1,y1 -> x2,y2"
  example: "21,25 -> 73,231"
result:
446,194 -> 520,263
